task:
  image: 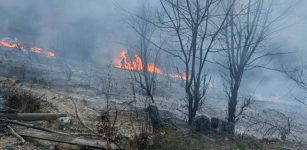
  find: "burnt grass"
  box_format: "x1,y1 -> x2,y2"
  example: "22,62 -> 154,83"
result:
0,54 -> 306,149
0,79 -> 306,150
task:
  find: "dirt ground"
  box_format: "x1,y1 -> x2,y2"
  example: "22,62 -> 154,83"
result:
0,56 -> 307,150
1,77 -> 307,150
0,77 -> 152,149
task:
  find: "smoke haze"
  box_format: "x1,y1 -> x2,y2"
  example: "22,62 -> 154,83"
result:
0,0 -> 306,105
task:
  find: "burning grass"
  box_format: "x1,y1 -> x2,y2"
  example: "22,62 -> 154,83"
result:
0,37 -> 56,58
114,49 -> 187,80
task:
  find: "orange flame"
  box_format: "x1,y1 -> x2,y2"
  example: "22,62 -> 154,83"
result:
115,49 -> 186,79
0,41 -> 18,48
30,47 -> 43,54
147,64 -> 162,74
169,73 -> 187,80
0,38 -> 56,58
115,50 -> 162,74
47,51 -> 56,57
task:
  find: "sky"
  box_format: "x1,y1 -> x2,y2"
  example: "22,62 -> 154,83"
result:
0,0 -> 306,104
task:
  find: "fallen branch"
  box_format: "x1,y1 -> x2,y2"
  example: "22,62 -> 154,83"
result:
0,118 -> 67,135
0,113 -> 67,121
71,99 -> 99,135
18,129 -> 120,150
0,107 -> 18,113
7,125 -> 26,144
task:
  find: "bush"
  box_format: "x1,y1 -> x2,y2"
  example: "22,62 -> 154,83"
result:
3,88 -> 42,113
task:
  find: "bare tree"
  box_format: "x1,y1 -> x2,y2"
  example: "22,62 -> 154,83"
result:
127,1 -> 160,104
156,0 -> 232,124
218,0 -> 278,130
60,60 -> 73,81
286,65 -> 307,107
125,1 -> 163,131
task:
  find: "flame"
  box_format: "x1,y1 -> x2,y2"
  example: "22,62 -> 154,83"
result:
115,50 -> 161,74
116,50 -> 142,71
169,73 -> 187,80
30,47 -> 43,54
115,49 -> 185,79
47,51 -> 56,57
0,37 -> 56,57
147,64 -> 162,74
0,41 -> 18,48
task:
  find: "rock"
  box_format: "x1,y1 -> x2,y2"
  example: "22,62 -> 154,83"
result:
192,115 -> 210,133
211,117 -> 220,129
210,117 -> 234,134
224,137 -> 229,141
48,146 -> 56,150
57,117 -> 72,126
211,117 -> 225,133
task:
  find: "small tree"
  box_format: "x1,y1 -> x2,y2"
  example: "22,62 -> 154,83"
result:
219,0 -> 279,130
126,1 -> 163,131
286,65 -> 307,107
127,1 -> 160,104
156,0 -> 232,124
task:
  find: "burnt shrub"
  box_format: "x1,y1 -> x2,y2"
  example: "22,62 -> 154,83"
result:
192,115 -> 211,133
3,89 -> 42,113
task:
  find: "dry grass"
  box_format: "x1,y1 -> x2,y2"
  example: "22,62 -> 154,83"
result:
126,126 -> 305,150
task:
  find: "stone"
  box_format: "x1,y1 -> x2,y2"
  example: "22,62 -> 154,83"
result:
57,117 -> 72,126
210,117 -> 220,129
211,117 -> 225,133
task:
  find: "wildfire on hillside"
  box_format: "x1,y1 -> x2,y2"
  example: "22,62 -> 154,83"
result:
115,49 -> 186,80
0,37 -> 56,58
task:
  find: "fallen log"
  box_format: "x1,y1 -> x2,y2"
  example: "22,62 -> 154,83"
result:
18,129 -> 121,150
0,113 -> 67,121
0,118 -> 67,135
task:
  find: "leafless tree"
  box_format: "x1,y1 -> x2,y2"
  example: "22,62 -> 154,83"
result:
60,59 -> 73,81
286,65 -> 307,107
235,96 -> 254,123
127,1 -> 160,104
218,0 -> 281,130
156,0 -> 232,124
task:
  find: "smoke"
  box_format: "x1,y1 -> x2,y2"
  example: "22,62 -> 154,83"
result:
0,0 -> 141,64
0,0 -> 306,105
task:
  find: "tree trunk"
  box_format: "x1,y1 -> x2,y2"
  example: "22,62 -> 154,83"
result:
228,94 -> 237,124
188,89 -> 201,125
188,108 -> 198,125
187,94 -> 195,125
147,105 -> 162,131
227,81 -> 240,132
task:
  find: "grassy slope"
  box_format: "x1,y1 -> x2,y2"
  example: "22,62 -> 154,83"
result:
134,127 -> 304,150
